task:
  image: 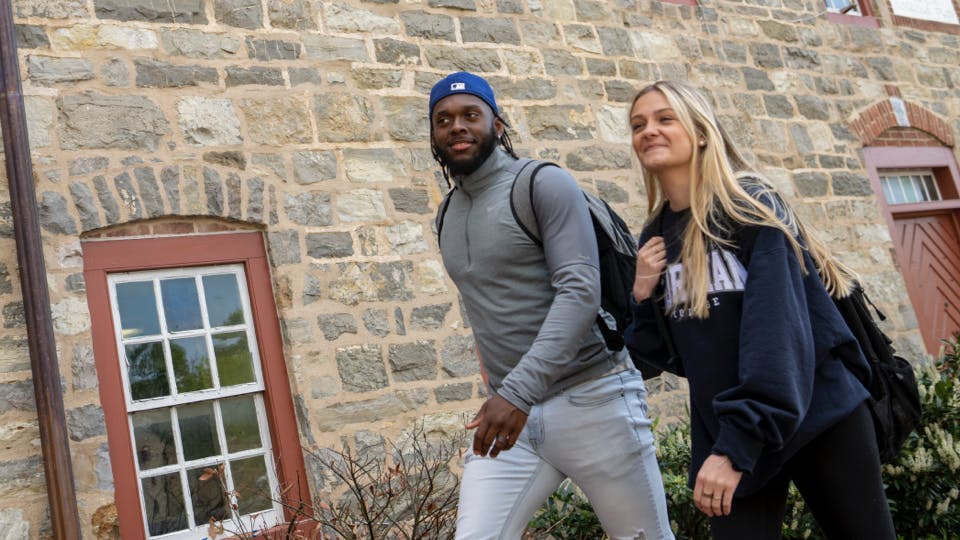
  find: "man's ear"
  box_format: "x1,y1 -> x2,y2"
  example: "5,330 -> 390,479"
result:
494,117 -> 505,138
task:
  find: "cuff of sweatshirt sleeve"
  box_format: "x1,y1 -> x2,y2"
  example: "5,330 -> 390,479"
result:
712,422 -> 764,475
494,386 -> 533,416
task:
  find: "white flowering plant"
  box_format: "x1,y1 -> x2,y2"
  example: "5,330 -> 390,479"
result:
883,335 -> 960,537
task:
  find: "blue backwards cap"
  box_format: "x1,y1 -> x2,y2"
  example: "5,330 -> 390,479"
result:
429,72 -> 499,119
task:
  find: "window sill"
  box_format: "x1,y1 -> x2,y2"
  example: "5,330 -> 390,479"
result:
827,12 -> 879,28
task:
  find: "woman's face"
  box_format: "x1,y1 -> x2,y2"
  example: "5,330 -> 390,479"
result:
630,90 -> 695,178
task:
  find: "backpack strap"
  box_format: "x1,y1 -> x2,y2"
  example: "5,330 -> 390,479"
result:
509,158 -> 560,246
650,210 -> 681,366
435,187 -> 457,248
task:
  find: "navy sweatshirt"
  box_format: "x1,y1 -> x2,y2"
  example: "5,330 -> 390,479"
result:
625,204 -> 871,496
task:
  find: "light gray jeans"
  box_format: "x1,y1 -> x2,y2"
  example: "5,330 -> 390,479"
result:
455,367 -> 675,540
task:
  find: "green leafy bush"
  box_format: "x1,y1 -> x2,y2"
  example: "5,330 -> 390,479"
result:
883,337 -> 960,537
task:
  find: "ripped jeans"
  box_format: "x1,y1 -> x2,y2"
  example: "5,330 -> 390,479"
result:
455,367 -> 675,540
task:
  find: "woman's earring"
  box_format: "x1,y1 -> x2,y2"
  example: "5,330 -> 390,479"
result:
699,138 -> 707,147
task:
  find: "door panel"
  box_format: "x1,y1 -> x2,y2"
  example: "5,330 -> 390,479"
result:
891,212 -> 960,353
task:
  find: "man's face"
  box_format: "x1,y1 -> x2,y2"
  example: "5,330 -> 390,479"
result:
431,93 -> 503,177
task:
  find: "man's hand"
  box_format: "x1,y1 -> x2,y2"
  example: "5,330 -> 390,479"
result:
465,394 -> 528,458
633,236 -> 667,302
693,454 -> 742,517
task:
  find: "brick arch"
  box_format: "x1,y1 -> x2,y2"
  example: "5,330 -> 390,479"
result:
62,162 -> 281,236
851,98 -> 955,147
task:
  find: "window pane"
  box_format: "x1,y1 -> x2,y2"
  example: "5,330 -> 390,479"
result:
187,465 -> 229,527
161,277 -> 203,332
141,472 -> 187,536
214,332 -> 255,386
178,402 -> 220,461
204,274 -> 245,328
221,395 -> 262,452
126,342 -> 169,400
132,409 -> 176,470
171,336 -> 213,393
924,175 -> 941,201
116,281 -> 160,338
232,455 -> 272,515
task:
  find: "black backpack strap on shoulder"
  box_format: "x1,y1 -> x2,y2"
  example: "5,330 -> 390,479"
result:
510,159 -> 560,246
435,187 -> 456,248
650,210 -> 680,365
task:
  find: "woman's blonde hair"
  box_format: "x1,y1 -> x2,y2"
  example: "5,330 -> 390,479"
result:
631,80 -> 856,318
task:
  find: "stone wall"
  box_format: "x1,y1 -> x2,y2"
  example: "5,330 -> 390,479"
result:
1,0 -> 958,536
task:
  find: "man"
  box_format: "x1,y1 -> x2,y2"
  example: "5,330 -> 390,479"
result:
430,71 -> 674,540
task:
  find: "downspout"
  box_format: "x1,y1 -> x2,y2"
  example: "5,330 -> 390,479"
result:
0,1 -> 82,538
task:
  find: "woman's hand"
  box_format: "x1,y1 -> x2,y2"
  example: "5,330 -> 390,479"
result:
693,454 -> 742,517
633,236 -> 667,302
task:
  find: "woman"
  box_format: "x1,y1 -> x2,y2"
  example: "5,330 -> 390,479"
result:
624,80 -> 896,539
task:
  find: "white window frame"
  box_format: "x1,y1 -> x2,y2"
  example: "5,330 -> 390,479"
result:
826,0 -> 862,15
879,169 -> 943,205
108,264 -> 282,540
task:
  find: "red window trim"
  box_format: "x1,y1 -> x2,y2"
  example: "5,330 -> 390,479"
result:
864,146 -> 960,216
826,1 -> 879,27
82,232 -> 310,540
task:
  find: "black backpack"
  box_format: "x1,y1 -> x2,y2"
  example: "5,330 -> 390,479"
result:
437,159 -> 660,378
650,209 -> 922,462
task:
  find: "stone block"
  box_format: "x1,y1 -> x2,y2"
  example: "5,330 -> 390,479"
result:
0,337 -> 29,374
429,0 -> 475,9
284,192 -> 333,227
336,345 -> 387,392
15,25 -> 49,49
335,190 -> 386,223
161,29 -> 241,58
794,171 -> 828,197
203,151 -> 245,170
749,42 -> 782,68
267,230 -> 300,266
328,261 -> 414,305
101,57 -> 129,86
39,192 -> 77,235
289,67 -> 322,86
795,95 -> 829,121
385,221 -> 427,255
239,96 -> 312,146
325,3 -> 399,34
400,11 -> 455,41
290,151 -> 336,184
542,49 -> 582,76
319,313 -> 357,340
586,58 -> 616,77
598,26 -> 633,56
225,66 -> 284,86
177,97 -> 242,146
597,180 -> 628,204
564,23 -> 600,53
0,379 -> 33,412
374,38 -> 420,65
424,47 -> 501,72
363,309 -> 390,338
315,390 -> 430,431
67,404 -> 106,441
302,34 -> 368,61
784,47 -> 820,70
441,334 -> 477,378
389,341 -> 438,382
314,94 -> 374,142
344,148 -> 406,182
214,0 -> 262,29
832,172 -> 872,197
27,55 -> 93,85
762,94 -> 794,119
0,456 -> 43,497
388,188 -> 430,214
306,232 -> 353,259
435,382 -> 473,403
268,0 -> 315,29
246,37 -> 301,60
461,17 -> 520,44
525,105 -> 594,140
410,303 -> 451,331
94,0 -> 206,23
566,145 -> 631,171
135,58 -> 218,87
70,181 -> 101,231
353,68 -> 403,89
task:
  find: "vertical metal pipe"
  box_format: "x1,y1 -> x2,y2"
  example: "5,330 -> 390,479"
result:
0,1 -> 82,538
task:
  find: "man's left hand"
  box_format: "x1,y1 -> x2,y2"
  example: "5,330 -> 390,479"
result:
465,394 -> 528,458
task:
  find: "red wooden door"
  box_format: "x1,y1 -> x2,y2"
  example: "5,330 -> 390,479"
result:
890,212 -> 960,354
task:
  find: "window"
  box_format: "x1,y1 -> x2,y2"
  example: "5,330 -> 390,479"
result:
84,232 -> 308,540
826,0 -> 861,14
880,170 -> 943,205
825,0 -> 878,27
